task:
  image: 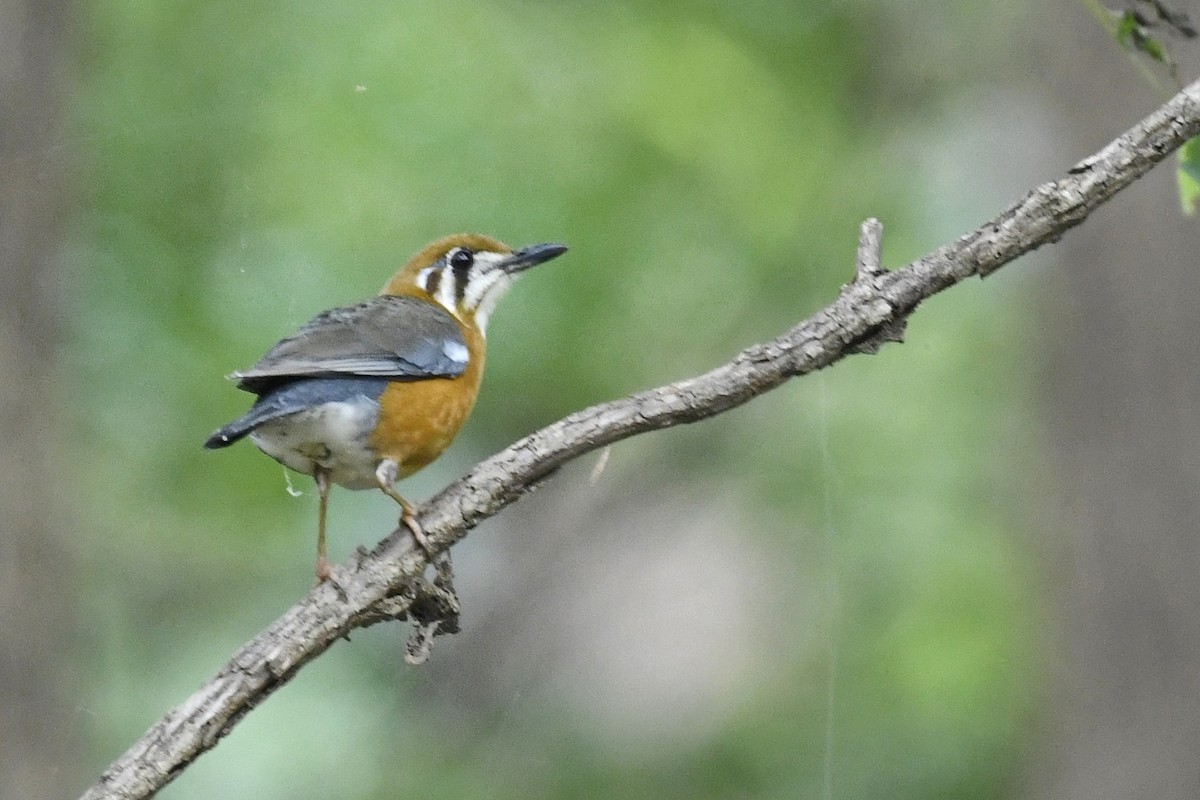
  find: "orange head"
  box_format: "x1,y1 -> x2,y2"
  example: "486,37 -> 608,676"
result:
381,233 -> 567,334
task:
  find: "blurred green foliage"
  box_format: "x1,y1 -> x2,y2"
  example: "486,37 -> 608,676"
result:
67,1 -> 1044,798
1178,136 -> 1200,213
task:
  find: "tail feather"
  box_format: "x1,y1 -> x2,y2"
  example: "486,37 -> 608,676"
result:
205,422 -> 252,448
204,390 -> 301,449
204,376 -> 390,450
204,416 -> 260,449
204,396 -> 301,449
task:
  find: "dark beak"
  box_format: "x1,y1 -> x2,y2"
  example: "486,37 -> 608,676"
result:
502,242 -> 568,274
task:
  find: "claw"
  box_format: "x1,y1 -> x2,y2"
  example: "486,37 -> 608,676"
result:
376,458 -> 434,555
400,507 -> 434,554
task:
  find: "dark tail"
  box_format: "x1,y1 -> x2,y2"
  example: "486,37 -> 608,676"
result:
204,376 -> 391,450
204,396 -> 290,449
204,416 -> 259,449
204,397 -> 295,449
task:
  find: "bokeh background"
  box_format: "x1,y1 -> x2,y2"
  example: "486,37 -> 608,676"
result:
4,1 -> 1199,798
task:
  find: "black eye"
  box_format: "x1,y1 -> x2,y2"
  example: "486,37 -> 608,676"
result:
449,248 -> 474,271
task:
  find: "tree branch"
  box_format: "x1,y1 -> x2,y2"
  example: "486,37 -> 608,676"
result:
81,77 -> 1200,800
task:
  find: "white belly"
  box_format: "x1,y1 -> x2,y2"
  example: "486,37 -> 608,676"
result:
249,398 -> 382,489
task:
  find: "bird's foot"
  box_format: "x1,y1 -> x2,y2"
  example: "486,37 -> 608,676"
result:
401,509 -> 434,555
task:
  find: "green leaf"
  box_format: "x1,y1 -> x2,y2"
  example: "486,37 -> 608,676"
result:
1134,29 -> 1168,63
1115,11 -> 1140,47
1176,137 -> 1200,214
1113,9 -> 1168,64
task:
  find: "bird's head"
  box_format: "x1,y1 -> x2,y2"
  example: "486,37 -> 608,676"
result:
382,233 -> 568,333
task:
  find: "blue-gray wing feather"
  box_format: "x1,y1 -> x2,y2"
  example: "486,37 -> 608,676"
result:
231,295 -> 466,393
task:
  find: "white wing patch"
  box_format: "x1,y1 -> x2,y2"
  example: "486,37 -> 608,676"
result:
442,340 -> 469,364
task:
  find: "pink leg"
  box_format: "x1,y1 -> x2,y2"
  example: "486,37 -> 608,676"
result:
314,468 -> 332,581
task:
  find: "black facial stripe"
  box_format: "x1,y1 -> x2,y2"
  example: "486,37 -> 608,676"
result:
454,267 -> 467,305
425,268 -> 441,297
450,248 -> 473,300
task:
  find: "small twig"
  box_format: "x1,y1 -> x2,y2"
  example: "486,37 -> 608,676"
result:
848,218 -> 901,354
854,217 -> 884,281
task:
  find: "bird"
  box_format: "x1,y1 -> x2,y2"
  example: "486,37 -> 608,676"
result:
205,233 -> 568,580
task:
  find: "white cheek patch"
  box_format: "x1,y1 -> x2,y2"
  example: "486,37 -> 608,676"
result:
416,267 -> 435,292
472,273 -> 515,335
436,269 -> 458,313
443,340 -> 469,364
463,269 -> 500,309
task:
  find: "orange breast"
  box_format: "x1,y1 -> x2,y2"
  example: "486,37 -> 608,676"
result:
367,319 -> 485,477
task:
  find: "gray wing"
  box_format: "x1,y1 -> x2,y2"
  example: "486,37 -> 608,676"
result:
232,295 -> 468,393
